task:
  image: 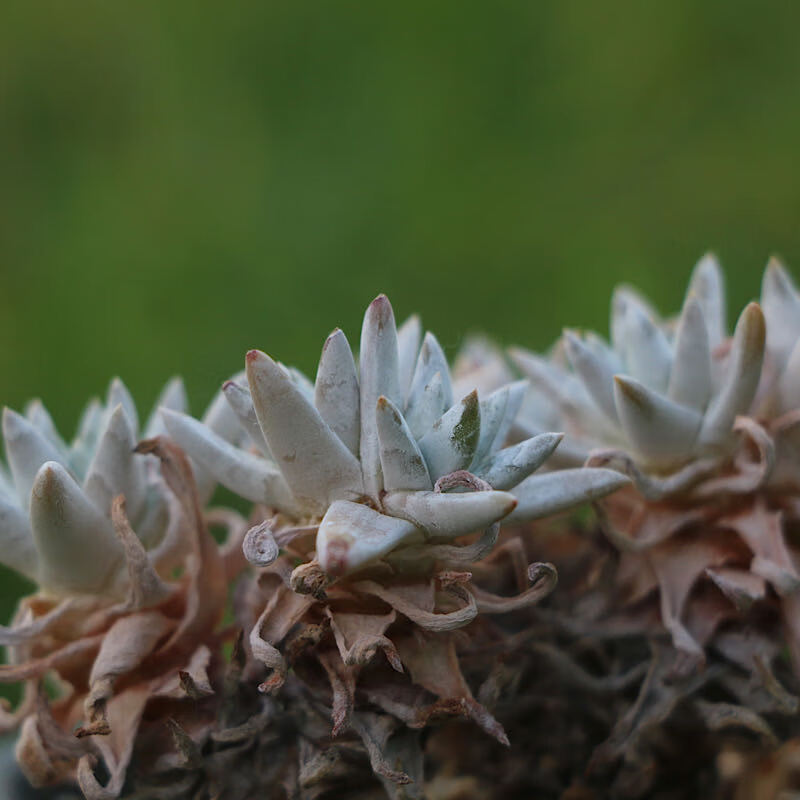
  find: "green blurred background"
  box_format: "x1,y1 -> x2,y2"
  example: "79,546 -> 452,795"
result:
1,0 -> 799,645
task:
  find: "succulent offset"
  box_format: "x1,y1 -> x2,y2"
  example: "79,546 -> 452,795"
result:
510,255 -> 767,491
0,377 -> 188,595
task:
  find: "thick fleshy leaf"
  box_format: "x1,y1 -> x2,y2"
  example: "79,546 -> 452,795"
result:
107,378 -> 139,436
779,339 -> 800,412
84,405 -> 147,520
202,379 -> 245,443
761,257 -> 800,364
359,296 -> 401,498
507,467 -> 630,523
397,314 -> 422,402
24,400 -> 68,457
407,332 -> 453,413
610,286 -> 659,355
317,500 -> 423,576
698,302 -> 765,450
667,295 -> 712,412
376,397 -> 432,491
246,350 -> 364,511
404,371 -> 446,440
30,462 -> 122,594
191,382 -> 245,504
688,253 -> 726,349
0,494 -> 37,579
2,408 -> 64,510
472,385 -> 509,465
621,304 -> 672,393
476,433 -> 563,490
162,409 -> 297,512
69,398 -> 103,479
0,463 -> 11,499
509,347 -> 590,415
222,380 -> 272,457
382,489 -> 516,539
564,330 -> 618,422
418,390 -> 481,479
144,377 -> 188,438
614,376 -> 703,465
315,328 -> 360,457
491,380 -> 528,453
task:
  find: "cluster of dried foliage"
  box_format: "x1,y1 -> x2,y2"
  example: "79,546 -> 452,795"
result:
2,258 -> 800,799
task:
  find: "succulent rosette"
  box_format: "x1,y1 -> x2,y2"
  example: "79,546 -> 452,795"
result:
164,294 -> 627,578
159,294 -> 627,784
504,257 -> 800,684
0,377 -> 188,594
0,381 -> 246,798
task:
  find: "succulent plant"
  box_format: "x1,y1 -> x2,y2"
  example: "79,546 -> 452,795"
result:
510,255 -> 767,494
163,294 -> 627,578
0,377 -> 192,595
7,276 -> 800,799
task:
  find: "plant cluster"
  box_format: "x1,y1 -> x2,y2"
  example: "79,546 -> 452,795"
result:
2,258 -> 800,799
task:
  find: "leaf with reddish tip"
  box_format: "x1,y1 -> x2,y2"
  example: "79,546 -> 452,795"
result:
476,432 -> 563,490
397,314 -> 422,402
688,253 -> 726,349
382,489 -> 516,539
507,467 -> 629,523
698,302 -> 765,451
222,380 -> 273,458
30,462 -> 122,595
614,375 -> 703,465
161,408 -> 297,513
84,405 -> 147,521
668,295 -> 712,412
418,390 -> 481,479
2,408 -> 64,510
359,295 -> 401,498
315,328 -> 360,457
376,396 -> 432,491
316,500 -> 422,576
246,350 -> 364,512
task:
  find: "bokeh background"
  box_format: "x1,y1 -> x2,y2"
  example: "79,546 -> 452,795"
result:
1,1 -> 799,655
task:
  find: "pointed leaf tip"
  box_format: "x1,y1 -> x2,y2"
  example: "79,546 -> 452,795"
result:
508,467 -> 630,523
614,374 -> 702,465
382,489 -> 516,538
247,347 -> 364,510
30,461 -> 122,594
699,301 -> 765,451
2,407 -> 63,509
317,501 -> 422,577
